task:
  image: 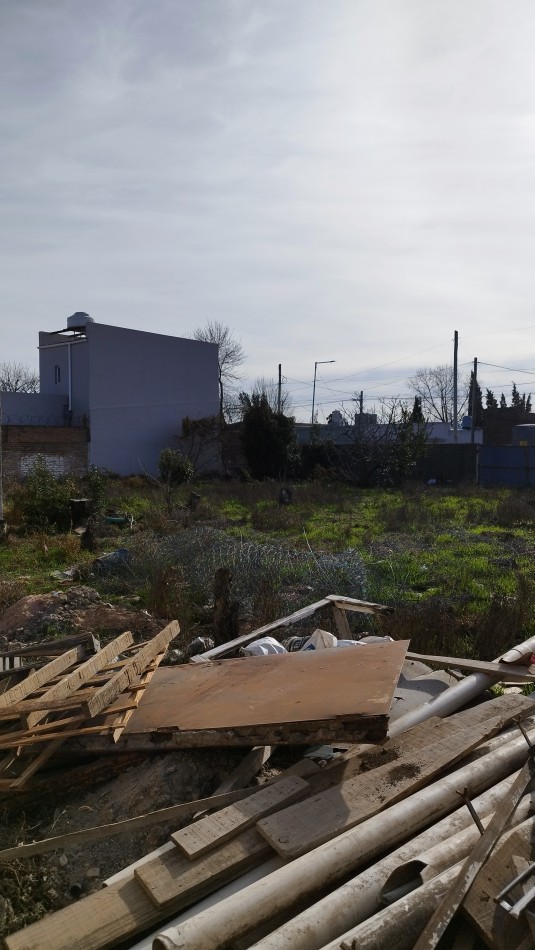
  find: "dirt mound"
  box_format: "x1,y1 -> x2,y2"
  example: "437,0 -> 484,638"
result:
0,586 -> 160,644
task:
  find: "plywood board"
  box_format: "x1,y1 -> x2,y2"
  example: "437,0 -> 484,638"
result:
257,715 -> 513,858
172,774 -> 309,858
124,639 -> 408,732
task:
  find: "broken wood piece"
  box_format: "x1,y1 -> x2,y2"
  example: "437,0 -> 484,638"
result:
23,631 -> 134,729
172,774 -> 309,859
258,715 -> 519,859
83,622 -> 178,718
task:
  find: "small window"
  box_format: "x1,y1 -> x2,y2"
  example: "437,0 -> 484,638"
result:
54,364 -> 61,384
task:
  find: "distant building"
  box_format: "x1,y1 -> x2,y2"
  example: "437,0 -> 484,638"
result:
1,313 -> 219,476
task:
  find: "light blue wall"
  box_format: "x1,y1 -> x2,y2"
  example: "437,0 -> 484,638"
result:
85,323 -> 219,475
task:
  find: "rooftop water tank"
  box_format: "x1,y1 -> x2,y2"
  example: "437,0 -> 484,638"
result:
66,312 -> 94,329
461,415 -> 472,429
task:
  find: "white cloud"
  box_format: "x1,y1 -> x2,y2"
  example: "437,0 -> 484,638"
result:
1,0 -> 535,417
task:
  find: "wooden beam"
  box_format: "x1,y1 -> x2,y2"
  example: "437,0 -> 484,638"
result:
134,827 -> 271,909
23,631 -> 134,729
406,651 -> 535,683
326,594 -> 394,614
172,775 -> 309,859
63,714 -> 389,751
189,598 -> 332,662
0,785 -> 279,862
82,622 -> 178,718
0,647 -> 85,709
257,715 -> 521,859
332,607 -> 352,639
4,830 -> 272,950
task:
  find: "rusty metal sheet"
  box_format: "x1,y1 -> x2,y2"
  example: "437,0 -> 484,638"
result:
124,640 -> 408,733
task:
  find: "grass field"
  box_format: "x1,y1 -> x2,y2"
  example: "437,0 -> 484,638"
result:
2,475 -> 535,661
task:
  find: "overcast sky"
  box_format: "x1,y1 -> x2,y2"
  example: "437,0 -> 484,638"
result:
2,0 -> 535,420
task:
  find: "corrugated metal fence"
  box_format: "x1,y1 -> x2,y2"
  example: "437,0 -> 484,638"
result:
478,445 -> 535,487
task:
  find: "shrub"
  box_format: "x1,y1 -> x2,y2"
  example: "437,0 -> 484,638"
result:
17,458 -> 75,533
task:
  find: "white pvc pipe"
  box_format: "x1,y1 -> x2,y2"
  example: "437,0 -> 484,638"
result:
153,726 -> 534,950
389,635 -> 535,737
323,816 -> 535,950
248,774 -> 525,950
321,861 -> 463,950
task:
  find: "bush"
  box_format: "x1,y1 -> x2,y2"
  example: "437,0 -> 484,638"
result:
17,458 -> 75,533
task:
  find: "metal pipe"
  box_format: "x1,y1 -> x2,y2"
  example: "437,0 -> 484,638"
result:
249,774 -> 524,950
153,727 -> 534,950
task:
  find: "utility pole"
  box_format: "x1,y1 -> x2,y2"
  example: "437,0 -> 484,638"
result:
277,364 -> 282,414
453,330 -> 458,442
471,357 -> 478,444
311,359 -> 336,429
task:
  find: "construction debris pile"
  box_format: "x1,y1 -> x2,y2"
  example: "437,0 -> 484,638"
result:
1,595 -> 535,949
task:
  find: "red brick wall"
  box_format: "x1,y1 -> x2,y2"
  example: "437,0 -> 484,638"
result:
1,426 -> 89,479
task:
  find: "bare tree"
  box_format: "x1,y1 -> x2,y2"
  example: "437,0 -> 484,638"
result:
250,376 -> 293,415
0,362 -> 39,393
192,321 -> 245,420
407,364 -> 469,425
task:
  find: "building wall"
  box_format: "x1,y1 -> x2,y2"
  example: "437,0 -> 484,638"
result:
0,392 -> 67,426
1,425 -> 89,479
85,323 -> 219,475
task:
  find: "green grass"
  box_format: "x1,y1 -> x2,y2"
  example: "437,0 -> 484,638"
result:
2,475 -> 535,658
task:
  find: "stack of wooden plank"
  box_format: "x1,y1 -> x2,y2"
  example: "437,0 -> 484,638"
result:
0,621 -> 179,790
4,691 -> 534,950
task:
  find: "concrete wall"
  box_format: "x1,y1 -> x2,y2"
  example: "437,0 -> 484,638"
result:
1,425 -> 89,479
0,392 -> 67,426
85,323 -> 219,475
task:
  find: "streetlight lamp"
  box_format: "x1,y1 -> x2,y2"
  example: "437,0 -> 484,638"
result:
311,360 -> 336,427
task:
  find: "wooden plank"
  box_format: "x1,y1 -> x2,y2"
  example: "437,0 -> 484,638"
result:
257,715 -> 518,859
83,623 -> 178,718
190,597 -> 332,662
111,656 -> 163,743
0,785 -> 281,862
413,759 -> 535,950
462,826 -> 535,949
407,651 -> 535,683
332,607 -> 352,639
5,828 -> 271,950
23,631 -> 134,729
0,647 -> 85,709
172,774 -> 309,858
135,826 -> 271,909
125,640 -> 408,732
86,714 -> 389,748
326,594 -> 394,615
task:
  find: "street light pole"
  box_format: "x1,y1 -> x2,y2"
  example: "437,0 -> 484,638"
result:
311,359 -> 336,427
